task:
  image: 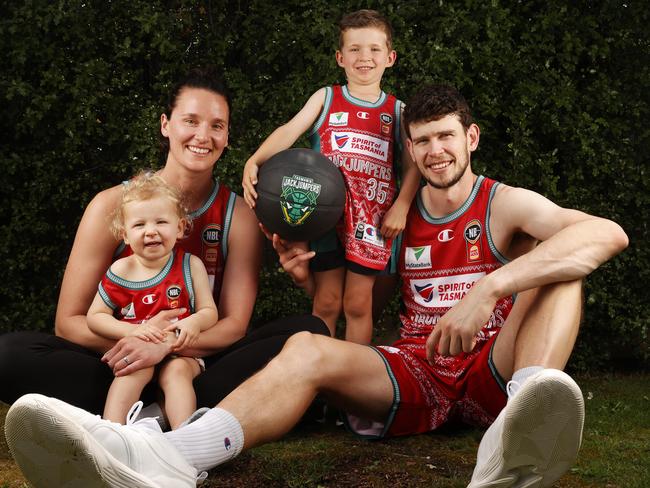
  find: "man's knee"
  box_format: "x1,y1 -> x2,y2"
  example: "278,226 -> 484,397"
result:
275,331 -> 331,377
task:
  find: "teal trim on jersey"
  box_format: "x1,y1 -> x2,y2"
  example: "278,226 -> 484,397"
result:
190,180 -> 220,219
485,182 -> 509,265
97,282 -> 117,311
182,252 -> 195,313
386,232 -> 402,275
342,345 -> 400,440
393,99 -> 403,155
488,340 -> 508,395
341,85 -> 387,108
221,191 -> 237,261
307,86 -> 333,139
106,251 -> 175,290
416,175 -> 485,224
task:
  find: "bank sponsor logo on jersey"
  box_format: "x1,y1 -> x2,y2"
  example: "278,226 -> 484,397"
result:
121,302 -> 135,319
410,272 -> 486,308
328,112 -> 348,126
437,229 -> 454,243
356,111 -> 370,120
280,174 -> 321,226
202,224 -> 222,246
464,219 -> 482,244
330,132 -> 389,162
354,222 -> 385,247
405,246 -> 432,269
380,113 -> 393,124
142,294 -> 157,305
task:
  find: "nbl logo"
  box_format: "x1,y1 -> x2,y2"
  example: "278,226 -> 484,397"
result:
202,225 -> 222,246
464,220 -> 482,243
167,286 -> 182,299
167,285 -> 182,309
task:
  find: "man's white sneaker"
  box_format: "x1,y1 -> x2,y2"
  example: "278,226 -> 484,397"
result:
5,393 -> 198,488
468,369 -> 584,488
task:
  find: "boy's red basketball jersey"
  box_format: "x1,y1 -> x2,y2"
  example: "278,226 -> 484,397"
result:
99,248 -> 194,323
399,176 -> 513,344
115,180 -> 237,301
309,85 -> 402,269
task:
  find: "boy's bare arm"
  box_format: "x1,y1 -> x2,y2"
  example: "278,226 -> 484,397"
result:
380,108 -> 421,239
242,88 -> 327,207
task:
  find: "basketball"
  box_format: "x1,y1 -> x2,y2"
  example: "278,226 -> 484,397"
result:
254,148 -> 346,241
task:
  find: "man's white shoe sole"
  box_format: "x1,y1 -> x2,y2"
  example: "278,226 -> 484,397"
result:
5,395 -> 161,488
469,369 -> 584,487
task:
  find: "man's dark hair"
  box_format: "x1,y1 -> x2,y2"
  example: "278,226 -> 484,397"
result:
403,85 -> 473,138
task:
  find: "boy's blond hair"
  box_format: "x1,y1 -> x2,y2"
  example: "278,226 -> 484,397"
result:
338,9 -> 393,50
110,171 -> 190,239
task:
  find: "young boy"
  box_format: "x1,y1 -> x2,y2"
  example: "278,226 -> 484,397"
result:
242,10 -> 420,344
87,172 -> 219,429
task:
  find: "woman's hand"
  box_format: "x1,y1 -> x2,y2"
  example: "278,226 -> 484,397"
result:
102,335 -> 173,376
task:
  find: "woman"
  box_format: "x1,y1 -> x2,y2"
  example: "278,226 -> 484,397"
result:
0,67 -> 329,416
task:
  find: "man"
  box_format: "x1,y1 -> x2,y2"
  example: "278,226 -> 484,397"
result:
5,85 -> 628,488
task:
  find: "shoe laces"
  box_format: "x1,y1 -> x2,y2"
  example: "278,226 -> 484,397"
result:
197,471 -> 208,484
125,401 -> 162,433
506,380 -> 521,399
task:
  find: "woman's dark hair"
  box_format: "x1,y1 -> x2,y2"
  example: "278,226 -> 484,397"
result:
164,66 -> 231,118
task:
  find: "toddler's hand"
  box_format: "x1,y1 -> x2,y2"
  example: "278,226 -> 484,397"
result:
128,323 -> 165,343
167,321 -> 201,351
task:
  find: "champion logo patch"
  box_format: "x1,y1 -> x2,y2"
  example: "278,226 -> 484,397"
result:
438,229 -> 454,242
405,246 -> 432,269
224,437 -> 232,450
141,294 -> 157,305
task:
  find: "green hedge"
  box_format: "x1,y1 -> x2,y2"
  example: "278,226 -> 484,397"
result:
1,0 -> 647,371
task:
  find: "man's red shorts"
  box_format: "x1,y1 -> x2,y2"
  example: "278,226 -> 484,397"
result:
345,333 -> 507,438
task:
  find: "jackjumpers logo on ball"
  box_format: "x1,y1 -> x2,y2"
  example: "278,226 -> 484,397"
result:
280,174 -> 322,227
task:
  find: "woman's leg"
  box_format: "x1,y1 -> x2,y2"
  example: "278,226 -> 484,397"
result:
0,331 -> 114,413
194,315 -> 329,406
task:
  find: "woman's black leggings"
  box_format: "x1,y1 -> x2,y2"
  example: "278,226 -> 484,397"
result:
0,315 -> 329,414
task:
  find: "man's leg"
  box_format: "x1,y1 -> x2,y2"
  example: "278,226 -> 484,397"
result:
174,332 -> 393,453
470,280 -> 584,487
5,332 -> 395,486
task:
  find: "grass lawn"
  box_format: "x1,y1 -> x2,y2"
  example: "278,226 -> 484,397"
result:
1,373 -> 648,487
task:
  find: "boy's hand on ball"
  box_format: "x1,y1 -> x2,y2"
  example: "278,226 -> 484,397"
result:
242,159 -> 259,208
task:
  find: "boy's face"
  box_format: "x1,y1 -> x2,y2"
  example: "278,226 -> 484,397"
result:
336,27 -> 396,87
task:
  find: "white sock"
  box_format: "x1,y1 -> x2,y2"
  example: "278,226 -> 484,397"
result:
508,366 -> 544,397
164,407 -> 244,472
